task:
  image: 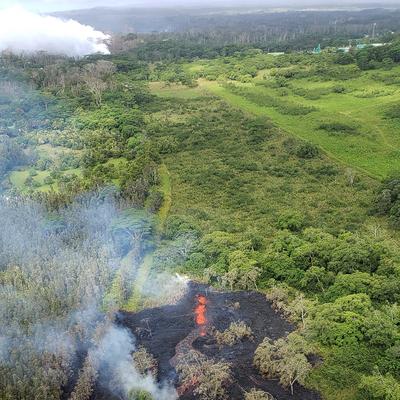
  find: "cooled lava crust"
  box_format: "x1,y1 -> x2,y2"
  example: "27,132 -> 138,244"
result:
93,281 -> 321,400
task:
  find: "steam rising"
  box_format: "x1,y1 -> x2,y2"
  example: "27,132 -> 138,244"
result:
0,6 -> 110,56
95,326 -> 178,399
0,195 -> 178,399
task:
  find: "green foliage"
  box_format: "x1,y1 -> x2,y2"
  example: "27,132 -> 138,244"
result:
374,177 -> 400,228
307,294 -> 372,346
277,211 -> 306,232
215,321 -> 253,346
0,135 -> 26,176
319,122 -> 359,136
111,209 -> 155,253
163,215 -> 199,240
128,389 -> 154,400
358,373 -> 400,400
176,352 -> 232,400
224,83 -> 317,116
295,142 -> 320,159
301,266 -> 335,293
355,41 -> 400,70
307,294 -> 400,349
262,228 -> 385,288
254,333 -> 313,395
245,389 -> 276,400
199,53 -> 400,178
334,52 -> 355,65
384,104 -> 400,120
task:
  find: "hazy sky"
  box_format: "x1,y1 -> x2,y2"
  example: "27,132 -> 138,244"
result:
1,0 -> 397,12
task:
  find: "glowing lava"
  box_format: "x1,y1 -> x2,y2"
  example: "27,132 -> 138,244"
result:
194,294 -> 207,336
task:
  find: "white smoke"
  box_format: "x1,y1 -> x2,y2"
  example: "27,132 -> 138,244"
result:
0,195 -> 179,399
94,326 -> 178,400
0,6 -> 110,56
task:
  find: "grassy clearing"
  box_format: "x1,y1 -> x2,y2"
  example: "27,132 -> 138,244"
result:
9,168 -> 82,193
10,170 -> 55,192
149,82 -> 202,99
8,140 -> 83,193
197,65 -> 400,179
9,170 -> 30,188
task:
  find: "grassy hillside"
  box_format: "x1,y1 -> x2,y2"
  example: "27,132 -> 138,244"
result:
184,56 -> 400,179
149,83 -> 377,237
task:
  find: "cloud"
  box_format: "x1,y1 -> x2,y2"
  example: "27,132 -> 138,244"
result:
0,6 -> 110,56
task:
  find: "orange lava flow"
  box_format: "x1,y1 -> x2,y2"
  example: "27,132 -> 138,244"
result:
194,295 -> 207,335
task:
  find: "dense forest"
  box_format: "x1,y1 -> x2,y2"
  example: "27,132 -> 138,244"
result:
59,6 -> 400,57
2,5 -> 400,400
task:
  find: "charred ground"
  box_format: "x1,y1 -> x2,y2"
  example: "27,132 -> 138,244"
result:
93,282 -> 320,400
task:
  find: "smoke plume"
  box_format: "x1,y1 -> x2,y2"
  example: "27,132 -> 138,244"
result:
0,195 -> 178,399
94,325 -> 178,399
0,6 -> 110,56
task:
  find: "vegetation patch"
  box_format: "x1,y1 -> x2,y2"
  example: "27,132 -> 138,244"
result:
215,321 -> 253,347
224,83 -> 317,116
318,122 -> 360,136
384,103 -> 400,119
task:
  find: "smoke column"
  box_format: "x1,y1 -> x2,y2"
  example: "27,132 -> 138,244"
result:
0,6 -> 110,56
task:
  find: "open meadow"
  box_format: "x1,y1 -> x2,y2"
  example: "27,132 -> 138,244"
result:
181,55 -> 400,179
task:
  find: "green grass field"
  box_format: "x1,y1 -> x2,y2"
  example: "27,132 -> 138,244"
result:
191,64 -> 400,180
8,141 -> 83,193
9,167 -> 82,193
149,82 -> 204,99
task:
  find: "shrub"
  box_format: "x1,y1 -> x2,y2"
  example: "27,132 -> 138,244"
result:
44,176 -> 54,185
354,89 -> 394,98
307,164 -> 339,178
295,143 -> 320,159
147,190 -> 164,213
332,85 -> 347,93
157,136 -> 178,154
358,373 -> 400,400
384,104 -> 400,120
266,286 -> 291,316
215,321 -> 253,346
163,215 -> 198,240
245,388 -> 276,400
278,103 -> 316,116
293,87 -> 330,100
25,175 -> 34,187
277,211 -> 306,232
254,333 -> 312,395
128,390 -> 154,400
373,177 -> 400,228
176,351 -> 232,400
133,346 -> 158,378
319,122 -> 358,136
335,53 -> 355,65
